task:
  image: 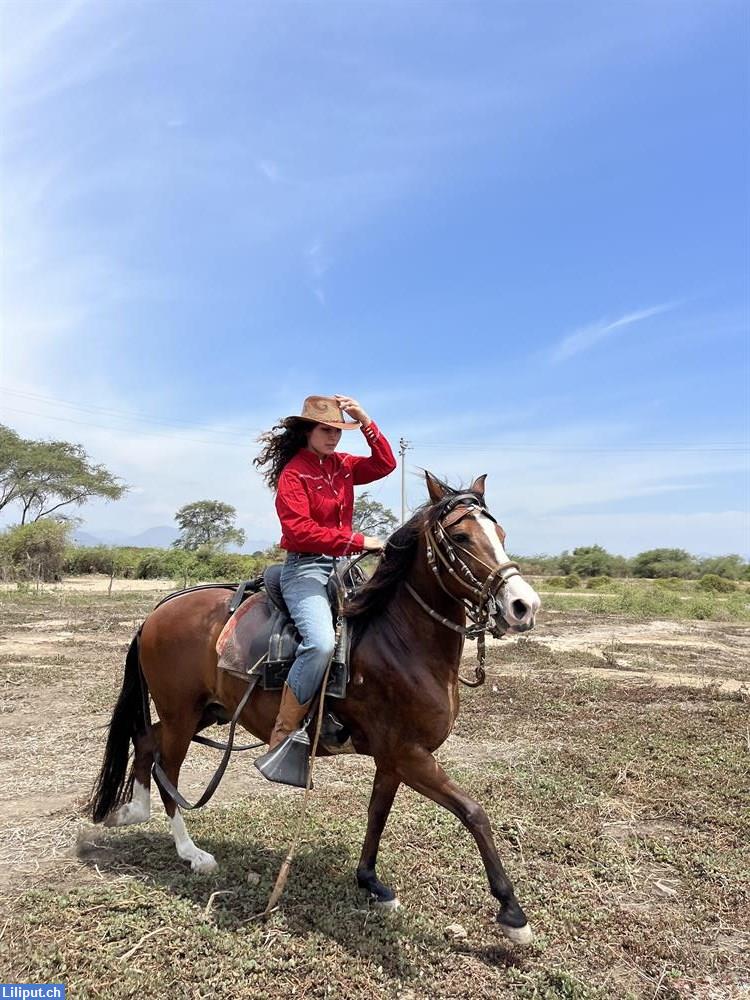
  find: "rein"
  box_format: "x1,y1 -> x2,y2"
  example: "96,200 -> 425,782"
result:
405,494 -> 521,687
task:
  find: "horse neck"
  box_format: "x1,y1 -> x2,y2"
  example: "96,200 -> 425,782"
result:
388,543 -> 467,673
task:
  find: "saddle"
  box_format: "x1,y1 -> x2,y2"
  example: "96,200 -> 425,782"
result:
216,561 -> 358,699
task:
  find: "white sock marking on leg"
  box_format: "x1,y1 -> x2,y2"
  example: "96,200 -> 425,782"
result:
105,779 -> 151,827
170,811 -> 218,873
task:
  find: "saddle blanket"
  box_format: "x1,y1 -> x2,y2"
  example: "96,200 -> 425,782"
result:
216,578 -> 350,698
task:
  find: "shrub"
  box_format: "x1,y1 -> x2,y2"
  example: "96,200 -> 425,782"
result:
60,543 -> 279,586
543,574 -> 581,590
0,520 -> 72,581
585,575 -> 611,589
698,574 -> 737,594
520,554 -> 568,576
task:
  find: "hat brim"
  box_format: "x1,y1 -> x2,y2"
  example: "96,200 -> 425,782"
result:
284,415 -> 360,430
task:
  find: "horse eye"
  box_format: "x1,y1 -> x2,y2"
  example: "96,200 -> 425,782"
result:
452,532 -> 470,544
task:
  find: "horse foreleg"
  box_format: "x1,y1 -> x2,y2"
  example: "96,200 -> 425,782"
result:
356,767 -> 401,909
156,718 -> 218,874
396,747 -> 532,945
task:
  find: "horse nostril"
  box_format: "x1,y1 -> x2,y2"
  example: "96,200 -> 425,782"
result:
511,599 -> 528,620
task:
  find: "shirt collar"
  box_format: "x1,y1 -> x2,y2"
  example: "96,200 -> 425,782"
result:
296,447 -> 334,471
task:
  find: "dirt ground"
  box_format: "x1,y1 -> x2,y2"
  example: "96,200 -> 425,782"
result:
1,578 -> 748,998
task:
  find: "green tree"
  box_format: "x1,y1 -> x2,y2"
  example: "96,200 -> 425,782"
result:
697,554 -> 747,580
630,548 -> 699,579
567,545 -> 628,578
173,500 -> 246,551
353,491 -> 398,539
0,424 -> 125,523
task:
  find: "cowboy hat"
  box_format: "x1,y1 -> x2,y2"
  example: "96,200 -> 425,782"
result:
284,395 -> 360,430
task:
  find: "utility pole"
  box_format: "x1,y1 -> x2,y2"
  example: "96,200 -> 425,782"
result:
399,438 -> 411,524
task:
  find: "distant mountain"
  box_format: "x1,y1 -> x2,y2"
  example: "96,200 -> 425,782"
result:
73,525 -> 177,548
72,525 -> 274,553
131,526 -> 181,548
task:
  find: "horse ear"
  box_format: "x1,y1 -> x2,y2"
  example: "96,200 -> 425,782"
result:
425,471 -> 450,503
470,474 -> 487,496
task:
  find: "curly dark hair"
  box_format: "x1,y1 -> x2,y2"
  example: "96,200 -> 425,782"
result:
254,418 -> 315,490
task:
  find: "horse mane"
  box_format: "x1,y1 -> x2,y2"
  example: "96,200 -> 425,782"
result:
345,485 -> 482,629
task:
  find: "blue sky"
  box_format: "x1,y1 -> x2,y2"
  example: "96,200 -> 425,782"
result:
1,0 -> 748,556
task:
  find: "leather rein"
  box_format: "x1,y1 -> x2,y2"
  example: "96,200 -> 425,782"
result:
404,493 -> 521,688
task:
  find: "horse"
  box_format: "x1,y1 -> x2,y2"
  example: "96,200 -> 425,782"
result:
88,471 -> 541,944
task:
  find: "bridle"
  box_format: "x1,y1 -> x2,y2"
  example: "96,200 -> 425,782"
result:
404,492 -> 521,687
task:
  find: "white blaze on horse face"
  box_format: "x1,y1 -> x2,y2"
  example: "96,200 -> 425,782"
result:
170,811 -> 218,873
472,512 -> 541,631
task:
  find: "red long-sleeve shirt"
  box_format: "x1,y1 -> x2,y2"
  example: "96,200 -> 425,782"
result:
276,421 -> 397,556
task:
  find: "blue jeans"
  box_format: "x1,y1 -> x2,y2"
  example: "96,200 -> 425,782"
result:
280,553 -> 336,704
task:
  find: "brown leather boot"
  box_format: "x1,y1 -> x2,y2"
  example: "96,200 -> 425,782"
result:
267,683 -> 311,751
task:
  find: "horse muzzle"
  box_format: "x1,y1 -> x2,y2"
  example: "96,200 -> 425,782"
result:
498,578 -> 541,633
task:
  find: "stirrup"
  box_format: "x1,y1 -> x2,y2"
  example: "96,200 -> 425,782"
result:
254,724 -> 312,789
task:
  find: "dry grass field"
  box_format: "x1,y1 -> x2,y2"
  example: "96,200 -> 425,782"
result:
0,579 -> 748,999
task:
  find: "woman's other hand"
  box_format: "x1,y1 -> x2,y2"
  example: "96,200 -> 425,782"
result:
334,395 -> 371,427
361,535 -> 384,552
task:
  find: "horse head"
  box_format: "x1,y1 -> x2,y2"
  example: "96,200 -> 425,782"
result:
424,471 -> 541,634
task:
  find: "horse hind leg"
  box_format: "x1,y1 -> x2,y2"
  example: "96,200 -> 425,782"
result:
104,727 -> 156,828
155,716 -> 218,874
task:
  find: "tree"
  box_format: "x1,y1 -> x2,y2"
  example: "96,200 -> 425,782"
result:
352,491 -> 398,539
173,500 -> 246,551
565,545 -> 628,578
0,424 -> 126,523
630,548 -> 698,579
697,554 -> 747,580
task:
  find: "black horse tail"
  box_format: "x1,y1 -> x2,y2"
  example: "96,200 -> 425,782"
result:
88,629 -> 147,823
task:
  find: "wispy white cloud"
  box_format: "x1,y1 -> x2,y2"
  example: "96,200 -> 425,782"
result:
551,302 -> 680,363
256,159 -> 280,183
305,239 -> 330,306
1,0 -> 88,88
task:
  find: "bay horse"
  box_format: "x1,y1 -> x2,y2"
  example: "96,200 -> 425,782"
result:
88,472 -> 541,944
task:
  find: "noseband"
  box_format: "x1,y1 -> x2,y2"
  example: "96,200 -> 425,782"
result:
404,493 -> 521,687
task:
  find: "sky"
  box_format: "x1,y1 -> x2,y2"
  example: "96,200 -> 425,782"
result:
1,0 -> 748,557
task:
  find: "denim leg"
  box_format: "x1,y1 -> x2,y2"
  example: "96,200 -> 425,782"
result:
280,556 -> 336,704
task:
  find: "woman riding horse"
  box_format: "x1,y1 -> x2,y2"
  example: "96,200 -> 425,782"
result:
253,394 -> 397,755
88,440 -> 542,943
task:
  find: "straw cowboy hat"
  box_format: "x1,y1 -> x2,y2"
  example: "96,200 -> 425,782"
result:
285,395 -> 360,430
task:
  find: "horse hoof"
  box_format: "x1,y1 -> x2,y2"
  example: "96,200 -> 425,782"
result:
499,921 -> 534,946
372,896 -> 401,912
189,850 -> 218,874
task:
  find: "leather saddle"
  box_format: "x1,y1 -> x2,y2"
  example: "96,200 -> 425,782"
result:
216,561 -> 359,699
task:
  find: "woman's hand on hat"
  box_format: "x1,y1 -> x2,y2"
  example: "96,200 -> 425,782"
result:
334,395 -> 370,427
361,535 -> 384,552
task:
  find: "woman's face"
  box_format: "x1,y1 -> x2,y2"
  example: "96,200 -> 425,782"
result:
306,422 -> 342,457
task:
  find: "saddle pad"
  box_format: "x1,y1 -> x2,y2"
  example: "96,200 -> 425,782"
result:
216,588 -> 349,698
216,591 -> 271,675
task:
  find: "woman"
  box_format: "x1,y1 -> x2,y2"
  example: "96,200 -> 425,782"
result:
254,394 -> 397,751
